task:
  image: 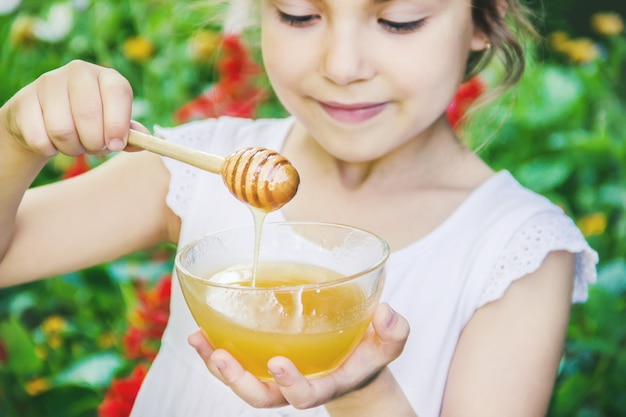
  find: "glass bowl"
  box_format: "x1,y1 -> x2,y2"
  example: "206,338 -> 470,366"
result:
176,221 -> 389,380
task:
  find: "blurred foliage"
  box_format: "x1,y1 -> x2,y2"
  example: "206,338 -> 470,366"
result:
467,10 -> 626,417
0,1 -> 625,416
1,0 -> 221,127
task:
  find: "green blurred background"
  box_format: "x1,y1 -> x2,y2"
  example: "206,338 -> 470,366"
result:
1,1 -> 625,416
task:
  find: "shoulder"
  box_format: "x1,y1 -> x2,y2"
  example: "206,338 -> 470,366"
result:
465,171 -> 576,245
477,170 -> 559,216
468,171 -> 598,307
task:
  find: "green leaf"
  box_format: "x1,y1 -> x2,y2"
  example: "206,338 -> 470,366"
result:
515,158 -> 574,192
598,184 -> 626,209
6,291 -> 38,317
513,65 -> 585,129
0,317 -> 44,374
51,351 -> 124,388
596,260 -> 626,295
31,385 -> 102,417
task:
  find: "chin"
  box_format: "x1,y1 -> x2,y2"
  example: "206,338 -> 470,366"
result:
325,144 -> 387,164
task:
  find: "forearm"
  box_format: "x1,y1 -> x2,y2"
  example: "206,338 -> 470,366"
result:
0,104 -> 50,262
325,368 -> 418,417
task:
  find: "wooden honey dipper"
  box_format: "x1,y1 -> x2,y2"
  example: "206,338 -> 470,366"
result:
127,129 -> 300,212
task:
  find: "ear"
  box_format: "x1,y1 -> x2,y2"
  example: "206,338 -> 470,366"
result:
469,0 -> 507,52
469,29 -> 490,52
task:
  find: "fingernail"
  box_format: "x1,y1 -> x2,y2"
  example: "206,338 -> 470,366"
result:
268,365 -> 284,378
107,138 -> 125,152
385,304 -> 397,329
213,360 -> 226,371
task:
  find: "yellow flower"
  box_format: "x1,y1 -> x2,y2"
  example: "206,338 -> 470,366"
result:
24,377 -> 50,396
48,334 -> 62,349
577,212 -> 607,237
98,332 -> 117,349
190,30 -> 221,61
548,31 -> 570,53
591,12 -> 624,36
41,315 -> 67,334
562,38 -> 600,63
123,36 -> 155,62
34,345 -> 48,360
9,15 -> 37,46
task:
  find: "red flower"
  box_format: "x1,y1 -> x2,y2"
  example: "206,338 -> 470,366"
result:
98,364 -> 148,417
446,76 -> 485,130
174,34 -> 267,123
100,275 -> 171,414
62,154 -> 90,179
122,275 -> 171,360
122,326 -> 146,360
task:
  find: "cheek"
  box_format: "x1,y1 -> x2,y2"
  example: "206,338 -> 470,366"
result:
261,37 -> 305,115
384,59 -> 452,119
262,45 -> 297,103
391,10 -> 474,97
262,34 -> 318,109
392,35 -> 470,105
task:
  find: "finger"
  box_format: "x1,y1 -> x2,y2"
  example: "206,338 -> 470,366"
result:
187,332 -> 230,384
68,65 -> 105,153
7,86 -> 57,157
209,349 -> 287,408
129,120 -> 149,134
325,304 -> 409,390
99,67 -> 133,151
371,303 -> 410,357
269,357 -> 335,409
188,330 -> 215,362
37,69 -> 83,156
188,332 -> 287,408
125,120 -> 149,152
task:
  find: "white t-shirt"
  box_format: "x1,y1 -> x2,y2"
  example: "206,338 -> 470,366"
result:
130,117 -> 598,417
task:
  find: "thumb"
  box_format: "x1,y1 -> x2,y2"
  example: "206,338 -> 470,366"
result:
125,120 -> 151,152
371,303 -> 410,358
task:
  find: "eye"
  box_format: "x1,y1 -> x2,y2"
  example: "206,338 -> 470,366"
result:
276,10 -> 320,27
378,18 -> 427,34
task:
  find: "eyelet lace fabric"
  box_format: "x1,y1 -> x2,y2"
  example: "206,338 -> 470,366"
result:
478,210 -> 598,307
155,122 -> 216,219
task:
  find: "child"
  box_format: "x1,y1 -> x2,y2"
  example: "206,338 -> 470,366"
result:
0,0 -> 598,416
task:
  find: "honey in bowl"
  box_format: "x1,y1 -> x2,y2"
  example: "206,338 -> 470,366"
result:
182,262 -> 373,379
176,222 -> 389,380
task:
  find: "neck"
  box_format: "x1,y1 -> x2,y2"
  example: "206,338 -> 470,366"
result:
293,116 -> 467,190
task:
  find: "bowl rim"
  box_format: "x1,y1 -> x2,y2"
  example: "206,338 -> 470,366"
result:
174,221 -> 390,291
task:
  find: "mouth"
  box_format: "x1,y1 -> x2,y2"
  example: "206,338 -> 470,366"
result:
318,101 -> 387,124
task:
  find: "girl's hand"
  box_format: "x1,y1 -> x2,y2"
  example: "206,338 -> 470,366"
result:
188,303 -> 410,410
0,59 -> 133,159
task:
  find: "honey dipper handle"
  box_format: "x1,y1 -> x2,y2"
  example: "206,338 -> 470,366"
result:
127,129 -> 224,174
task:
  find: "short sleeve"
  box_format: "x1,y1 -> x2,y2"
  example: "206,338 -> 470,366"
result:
478,210 -> 599,307
153,120 -> 219,219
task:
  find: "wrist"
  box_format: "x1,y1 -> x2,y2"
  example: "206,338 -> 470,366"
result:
325,368 -> 418,417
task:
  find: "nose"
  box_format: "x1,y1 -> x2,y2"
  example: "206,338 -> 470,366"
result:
319,25 -> 375,85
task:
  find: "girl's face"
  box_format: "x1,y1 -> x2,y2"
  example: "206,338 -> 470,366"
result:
260,0 -> 487,163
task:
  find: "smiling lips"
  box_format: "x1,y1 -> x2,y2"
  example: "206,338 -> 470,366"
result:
319,101 -> 387,123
